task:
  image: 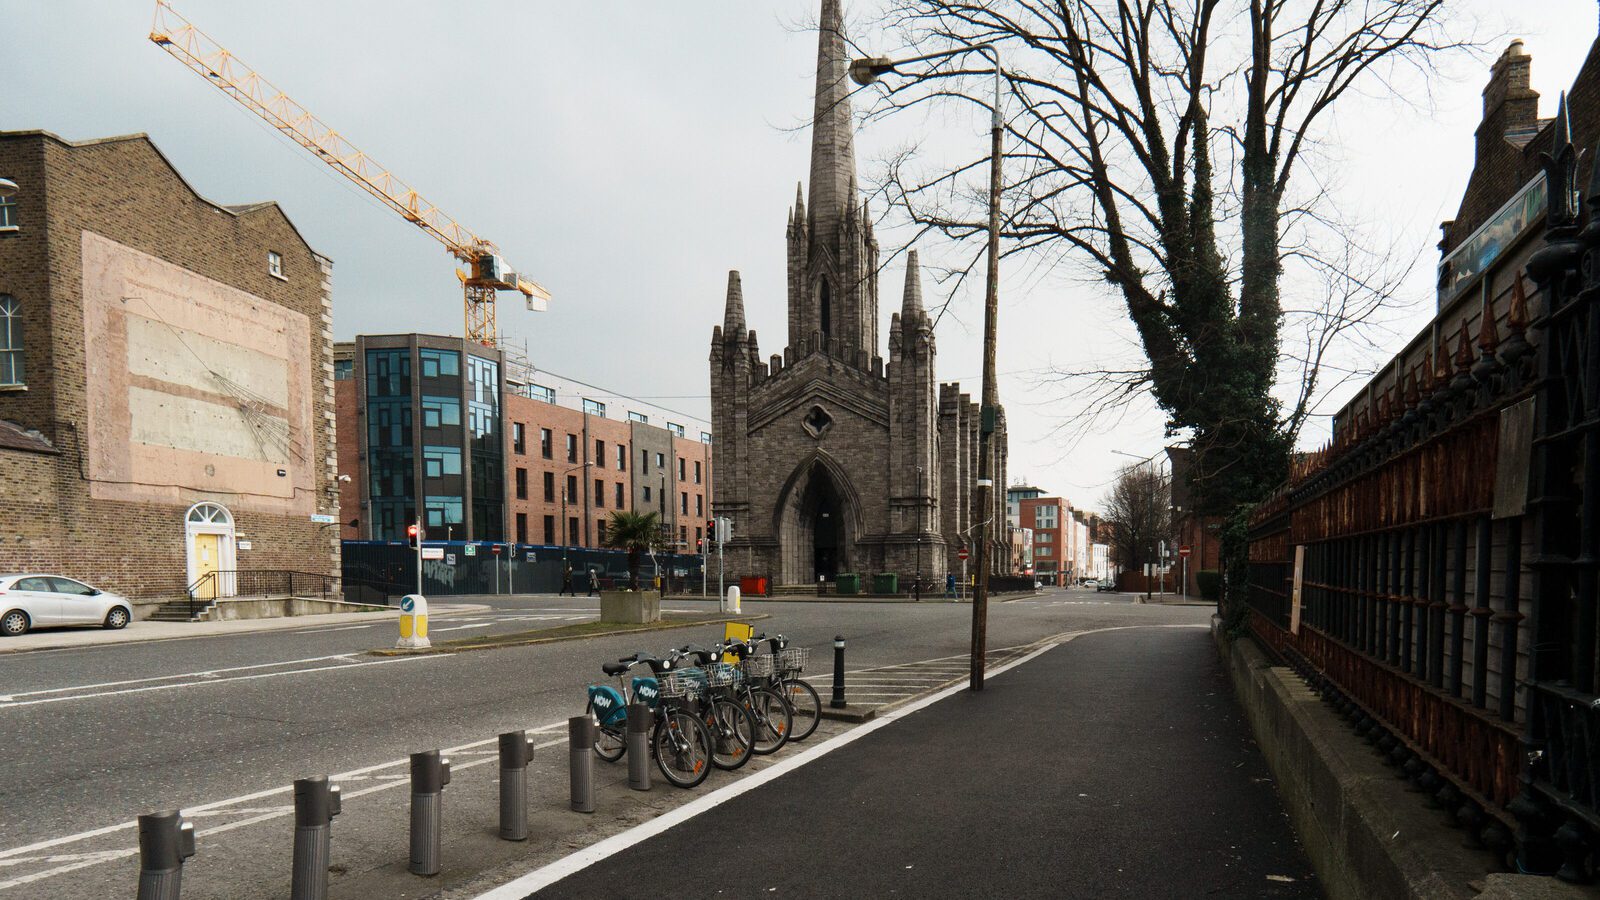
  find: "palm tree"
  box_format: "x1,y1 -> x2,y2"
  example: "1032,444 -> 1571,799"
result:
602,510 -> 660,591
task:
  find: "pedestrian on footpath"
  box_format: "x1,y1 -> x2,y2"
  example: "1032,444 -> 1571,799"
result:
945,572 -> 956,599
560,565 -> 574,596
588,568 -> 599,596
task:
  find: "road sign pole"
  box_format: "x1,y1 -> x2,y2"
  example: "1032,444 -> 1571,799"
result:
415,518 -> 423,596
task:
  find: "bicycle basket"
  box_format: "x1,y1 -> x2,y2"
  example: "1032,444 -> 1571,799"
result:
705,662 -> 740,687
657,670 -> 703,699
738,654 -> 774,678
776,647 -> 809,673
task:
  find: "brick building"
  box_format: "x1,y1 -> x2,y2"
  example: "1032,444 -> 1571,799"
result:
335,342 -> 712,553
0,130 -> 339,607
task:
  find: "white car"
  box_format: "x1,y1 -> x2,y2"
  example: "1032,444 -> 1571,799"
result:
0,574 -> 133,636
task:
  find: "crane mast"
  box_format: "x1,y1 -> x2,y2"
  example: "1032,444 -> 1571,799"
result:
149,0 -> 549,345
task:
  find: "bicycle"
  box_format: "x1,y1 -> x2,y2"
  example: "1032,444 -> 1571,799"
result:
718,638 -> 795,754
664,646 -> 757,771
758,633 -> 822,742
586,653 -> 715,788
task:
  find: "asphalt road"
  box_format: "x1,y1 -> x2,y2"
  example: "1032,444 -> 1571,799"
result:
533,626 -> 1320,900
0,588 -> 1210,897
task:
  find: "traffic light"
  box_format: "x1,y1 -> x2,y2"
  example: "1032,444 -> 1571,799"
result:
406,523 -> 421,548
696,538 -> 704,554
706,519 -> 717,543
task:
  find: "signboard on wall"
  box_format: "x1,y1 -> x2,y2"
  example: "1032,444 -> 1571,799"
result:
421,547 -> 444,560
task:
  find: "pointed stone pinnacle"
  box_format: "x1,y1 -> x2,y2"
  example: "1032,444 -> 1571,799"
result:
723,270 -> 746,337
901,249 -> 925,318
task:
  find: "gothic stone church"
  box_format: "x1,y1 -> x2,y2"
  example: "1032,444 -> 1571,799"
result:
709,0 -> 1009,588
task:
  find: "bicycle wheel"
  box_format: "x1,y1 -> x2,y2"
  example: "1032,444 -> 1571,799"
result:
594,720 -> 627,762
707,696 -> 755,770
653,708 -> 713,788
781,678 -> 822,742
745,687 -> 793,755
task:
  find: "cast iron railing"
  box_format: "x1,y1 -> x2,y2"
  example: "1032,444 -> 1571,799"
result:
185,570 -> 345,618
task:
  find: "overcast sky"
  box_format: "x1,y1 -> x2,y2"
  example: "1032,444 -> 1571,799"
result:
3,1 -> 1596,513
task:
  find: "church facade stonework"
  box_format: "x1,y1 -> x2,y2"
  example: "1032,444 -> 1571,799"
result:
709,0 -> 1008,588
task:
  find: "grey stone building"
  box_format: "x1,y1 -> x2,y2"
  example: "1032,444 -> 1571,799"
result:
709,0 -> 1008,588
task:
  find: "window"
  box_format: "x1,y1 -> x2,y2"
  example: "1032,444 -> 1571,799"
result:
680,525 -> 687,546
568,517 -> 580,544
515,468 -> 527,500
617,443 -> 626,470
701,432 -> 713,443
615,482 -> 625,508
594,478 -> 605,508
595,439 -> 606,468
0,187 -> 17,231
268,250 -> 284,279
421,396 -> 461,428
512,423 -> 526,454
640,449 -> 649,474
695,526 -> 703,545
681,492 -> 688,515
1036,547 -> 1053,557
1036,531 -> 1052,543
628,411 -> 648,424
0,296 -> 21,386
667,422 -> 685,438
333,358 -> 353,381
656,452 -> 665,469
418,348 -> 460,378
597,520 -> 607,542
515,513 -> 527,544
540,428 -> 552,459
1034,505 -> 1058,529
696,494 -> 703,516
566,434 -> 577,463
543,515 -> 555,544
643,485 -> 652,503
543,471 -> 555,502
422,446 -> 462,478
566,475 -> 578,501
678,457 -> 686,481
694,461 -> 702,484
583,398 -> 607,418
528,383 -> 555,404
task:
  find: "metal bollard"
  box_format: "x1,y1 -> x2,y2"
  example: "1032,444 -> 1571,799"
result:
291,776 -> 341,900
136,810 -> 195,900
626,703 -> 651,791
408,750 -> 450,876
498,730 -> 535,841
831,635 -> 847,708
569,716 -> 595,813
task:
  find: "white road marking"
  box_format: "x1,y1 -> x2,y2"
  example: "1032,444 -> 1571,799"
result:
0,654 -> 362,699
0,655 -> 443,710
291,624 -> 379,634
432,623 -> 495,633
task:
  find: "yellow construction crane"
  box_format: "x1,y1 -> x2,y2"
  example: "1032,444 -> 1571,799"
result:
149,0 -> 549,346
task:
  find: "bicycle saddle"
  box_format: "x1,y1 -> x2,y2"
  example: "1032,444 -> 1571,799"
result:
602,661 -> 631,676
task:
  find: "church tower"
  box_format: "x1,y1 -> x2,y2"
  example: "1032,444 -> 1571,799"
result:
787,0 -> 880,367
887,251 -> 947,578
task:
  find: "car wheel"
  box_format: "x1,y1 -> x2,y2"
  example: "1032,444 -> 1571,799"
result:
104,607 -> 130,630
1,610 -> 30,637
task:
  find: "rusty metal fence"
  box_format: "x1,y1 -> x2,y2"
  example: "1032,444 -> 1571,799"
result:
1246,126 -> 1598,881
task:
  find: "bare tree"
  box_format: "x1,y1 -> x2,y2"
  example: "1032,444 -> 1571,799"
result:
860,0 -> 1465,518
1102,464 -> 1172,573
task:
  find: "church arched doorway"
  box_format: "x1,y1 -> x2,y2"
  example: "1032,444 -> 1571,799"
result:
775,455 -> 856,585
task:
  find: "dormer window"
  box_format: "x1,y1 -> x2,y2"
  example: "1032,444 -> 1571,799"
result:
267,250 -> 285,280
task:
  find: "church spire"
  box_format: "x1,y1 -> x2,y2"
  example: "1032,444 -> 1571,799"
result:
808,0 -> 858,251
723,270 -> 746,339
901,249 -> 925,322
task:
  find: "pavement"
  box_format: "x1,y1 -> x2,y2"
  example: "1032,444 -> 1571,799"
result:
519,626 -> 1320,899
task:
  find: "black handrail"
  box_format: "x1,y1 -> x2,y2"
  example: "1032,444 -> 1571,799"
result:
185,570 -> 348,618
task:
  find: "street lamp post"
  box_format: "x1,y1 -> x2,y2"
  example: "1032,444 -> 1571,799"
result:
914,465 -> 923,602
853,41 -> 1004,692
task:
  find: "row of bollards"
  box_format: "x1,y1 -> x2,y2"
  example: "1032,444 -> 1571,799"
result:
135,636 -> 855,897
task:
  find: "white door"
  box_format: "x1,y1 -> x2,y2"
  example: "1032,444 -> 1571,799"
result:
49,577 -> 104,625
10,577 -> 62,623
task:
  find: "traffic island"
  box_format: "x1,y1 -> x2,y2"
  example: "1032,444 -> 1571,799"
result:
367,612 -> 770,656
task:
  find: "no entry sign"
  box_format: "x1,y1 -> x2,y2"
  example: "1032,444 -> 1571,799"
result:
1179,545 -> 1192,558
958,547 -> 969,560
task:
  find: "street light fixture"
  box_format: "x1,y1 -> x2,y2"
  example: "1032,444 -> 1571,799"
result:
852,42 -> 1004,692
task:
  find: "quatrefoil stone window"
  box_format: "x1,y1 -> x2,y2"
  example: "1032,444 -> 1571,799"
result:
802,404 -> 834,439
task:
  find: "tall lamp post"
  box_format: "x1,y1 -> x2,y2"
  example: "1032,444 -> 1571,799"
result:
559,461 -> 593,573
853,41 -> 1004,692
1112,449 -> 1168,603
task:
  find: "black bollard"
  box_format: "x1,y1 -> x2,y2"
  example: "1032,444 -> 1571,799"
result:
408,750 -> 450,876
498,731 -> 534,841
626,703 -> 651,791
831,635 -> 846,708
291,776 -> 340,900
569,716 -> 595,813
136,811 -> 195,900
